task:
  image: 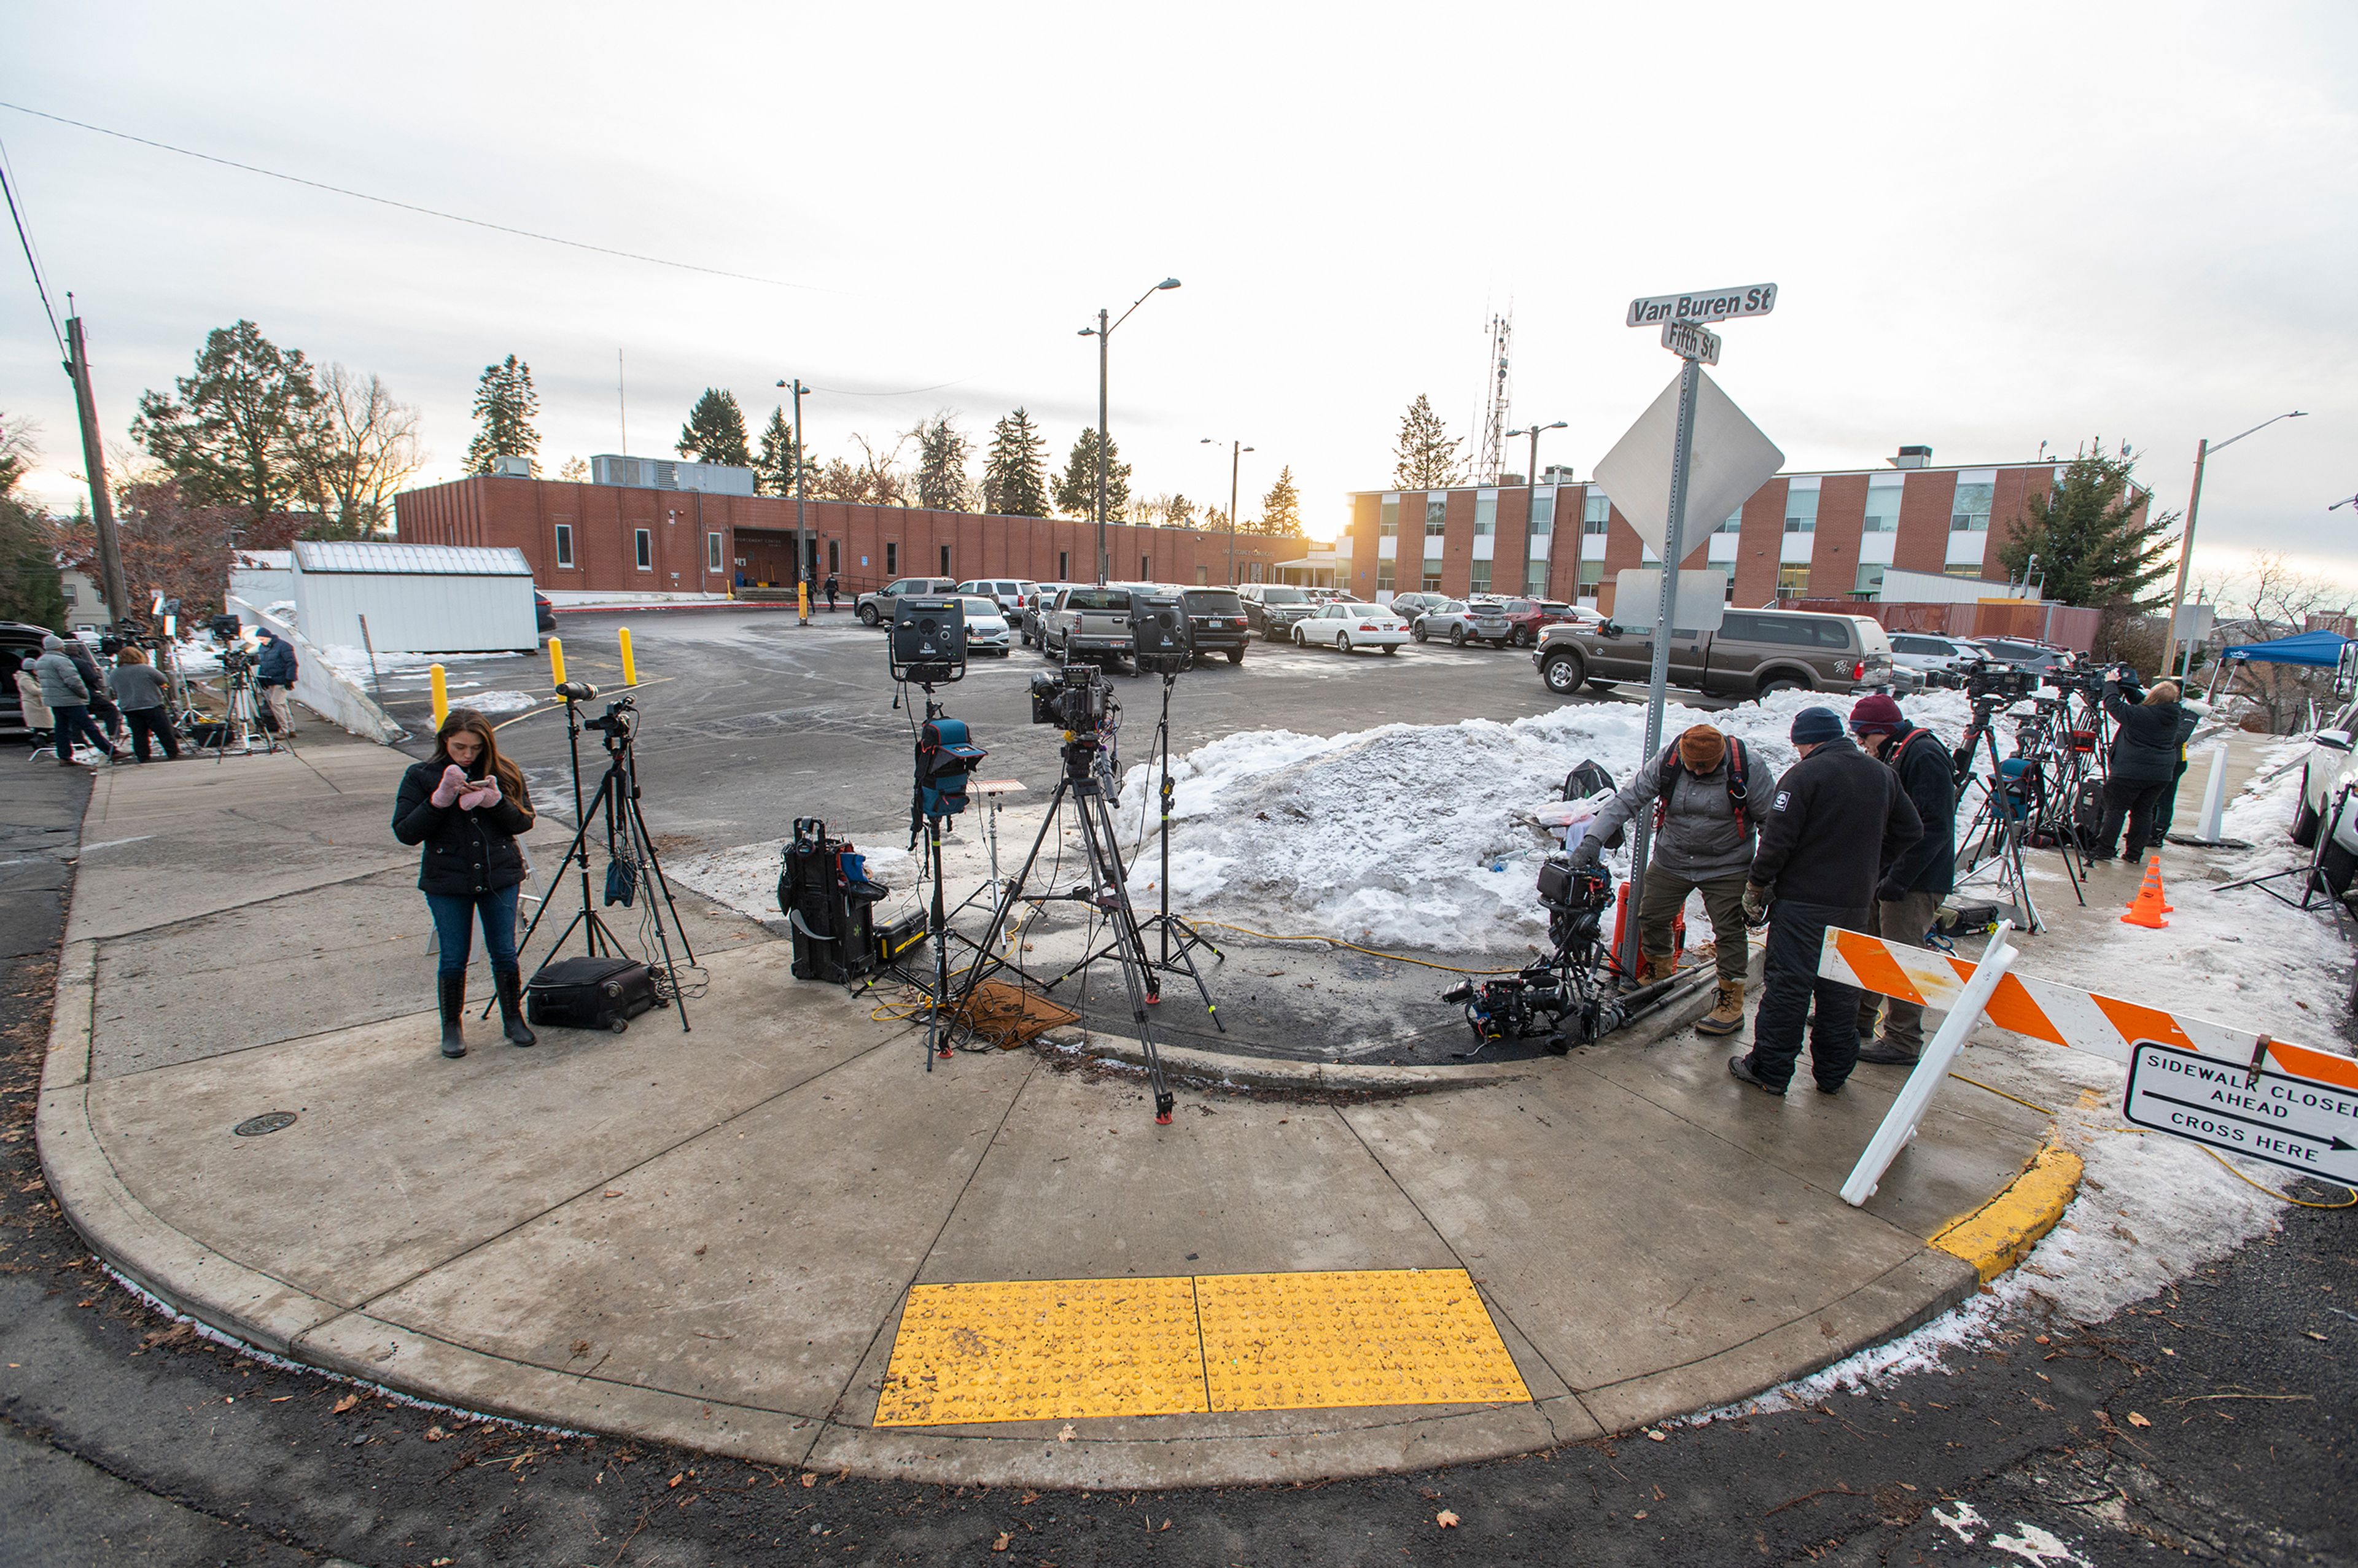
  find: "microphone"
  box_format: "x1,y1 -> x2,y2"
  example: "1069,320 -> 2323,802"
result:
556,680 -> 599,701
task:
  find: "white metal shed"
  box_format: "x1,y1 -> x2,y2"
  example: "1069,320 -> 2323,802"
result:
290,542 -> 539,654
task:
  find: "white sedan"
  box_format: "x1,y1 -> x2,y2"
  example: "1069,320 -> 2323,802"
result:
1291,601 -> 1409,654
958,596 -> 1013,656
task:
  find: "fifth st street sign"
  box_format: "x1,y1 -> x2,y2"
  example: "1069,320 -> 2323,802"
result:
1661,322 -> 1721,365
1627,284 -> 1778,329
2123,1039 -> 2358,1184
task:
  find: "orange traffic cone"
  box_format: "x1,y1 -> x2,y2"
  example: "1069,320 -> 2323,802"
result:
2122,855 -> 2169,928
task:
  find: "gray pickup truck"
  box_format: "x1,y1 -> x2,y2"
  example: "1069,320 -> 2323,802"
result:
1044,585 -> 1135,660
1533,607 -> 1897,700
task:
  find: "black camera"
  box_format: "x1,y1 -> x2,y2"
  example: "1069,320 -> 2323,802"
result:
584,695 -> 637,742
890,596 -> 966,686
1029,663 -> 1114,731
1961,658 -> 2035,702
208,613 -> 243,642
1129,591 -> 1191,674
219,643 -> 254,674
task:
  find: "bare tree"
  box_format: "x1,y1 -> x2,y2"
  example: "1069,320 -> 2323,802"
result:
305,365 -> 423,536
2206,553 -> 2351,732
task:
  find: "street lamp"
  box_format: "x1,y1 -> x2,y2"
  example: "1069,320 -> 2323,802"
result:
2160,410 -> 2306,680
1200,437 -> 1253,585
775,378 -> 813,623
1504,421 -> 1568,489
1078,278 -> 1181,585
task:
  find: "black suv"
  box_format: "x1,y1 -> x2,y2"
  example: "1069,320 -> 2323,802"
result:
1242,584 -> 1316,642
1180,588 -> 1249,664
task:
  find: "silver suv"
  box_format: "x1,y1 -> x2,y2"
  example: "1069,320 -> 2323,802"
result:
855,576 -> 958,626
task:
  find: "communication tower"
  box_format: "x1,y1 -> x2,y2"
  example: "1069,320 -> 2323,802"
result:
1477,310 -> 1513,483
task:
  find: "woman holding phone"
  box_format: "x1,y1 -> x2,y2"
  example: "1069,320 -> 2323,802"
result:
392,708 -> 538,1057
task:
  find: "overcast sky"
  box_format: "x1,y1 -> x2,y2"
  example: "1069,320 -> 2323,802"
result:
4,1 -> 2354,597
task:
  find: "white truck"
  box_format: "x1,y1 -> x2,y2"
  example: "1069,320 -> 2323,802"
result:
1044,585 -> 1135,661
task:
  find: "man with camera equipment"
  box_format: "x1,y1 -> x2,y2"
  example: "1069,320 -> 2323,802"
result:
255,626 -> 299,739
1732,707 -> 1922,1096
1570,723 -> 1757,1037
2091,671 -> 2190,861
1844,694 -> 1954,1066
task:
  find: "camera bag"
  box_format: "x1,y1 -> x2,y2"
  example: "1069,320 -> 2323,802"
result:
524,954 -> 658,1031
779,818 -> 889,984
915,717 -> 987,823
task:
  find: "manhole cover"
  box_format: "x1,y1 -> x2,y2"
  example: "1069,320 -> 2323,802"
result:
233,1112 -> 298,1137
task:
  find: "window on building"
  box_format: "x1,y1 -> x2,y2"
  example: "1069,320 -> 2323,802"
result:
1864,477 -> 1904,534
1952,480 -> 1994,532
1422,570 -> 1442,591
1854,563 -> 1887,596
707,532 -> 723,572
1784,486 -> 1818,534
1525,560 -> 1547,595
61,583 -> 76,603
1377,561 -> 1396,592
941,544 -> 953,576
554,523 -> 575,569
1583,493 -> 1610,535
1944,562 -> 1985,578
828,539 -> 839,573
1468,561 -> 1492,594
1379,497 -> 1399,537
1473,494 -> 1496,536
1140,554 -> 1151,580
1196,565 -> 1208,584
886,541 -> 899,575
1776,564 -> 1810,596
1530,488 -> 1555,536
1577,558 -> 1604,586
1719,509 -> 1744,534
1057,549 -> 1068,579
1721,563 -> 1739,602
1425,496 -> 1447,536
634,528 -> 652,570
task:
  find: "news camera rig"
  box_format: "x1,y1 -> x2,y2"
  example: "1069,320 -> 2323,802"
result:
885,596 -> 990,1068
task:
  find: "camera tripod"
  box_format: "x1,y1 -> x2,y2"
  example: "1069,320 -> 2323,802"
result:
1953,710 -> 2083,932
906,688 -> 962,1071
506,694 -> 696,1031
1045,669 -> 1224,1028
947,722 -> 1178,1124
2213,780 -> 2353,934
215,665 -> 292,763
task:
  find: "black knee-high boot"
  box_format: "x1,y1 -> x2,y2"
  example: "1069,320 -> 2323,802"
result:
494,966 -> 536,1047
439,973 -> 467,1058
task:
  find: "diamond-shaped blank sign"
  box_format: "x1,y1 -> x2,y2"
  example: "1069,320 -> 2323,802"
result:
1591,368 -> 1784,559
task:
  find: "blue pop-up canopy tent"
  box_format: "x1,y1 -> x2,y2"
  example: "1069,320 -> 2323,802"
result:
2218,628 -> 2350,667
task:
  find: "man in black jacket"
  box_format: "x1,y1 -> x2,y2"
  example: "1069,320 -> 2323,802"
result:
1732,707 -> 1923,1096
1844,694 -> 1955,1065
2093,673 -> 2187,860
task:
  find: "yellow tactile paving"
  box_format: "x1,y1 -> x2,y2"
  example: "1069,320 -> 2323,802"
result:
872,1268 -> 1531,1427
873,1276 -> 1210,1426
1196,1268 -> 1530,1414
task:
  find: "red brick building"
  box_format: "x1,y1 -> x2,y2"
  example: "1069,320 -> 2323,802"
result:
394,476 -> 1290,595
1344,450 -> 2149,614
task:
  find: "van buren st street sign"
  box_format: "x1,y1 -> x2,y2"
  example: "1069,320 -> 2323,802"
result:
1625,284 -> 1779,329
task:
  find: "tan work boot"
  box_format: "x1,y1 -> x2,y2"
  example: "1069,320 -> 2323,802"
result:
1631,952 -> 1668,987
1695,980 -> 1746,1037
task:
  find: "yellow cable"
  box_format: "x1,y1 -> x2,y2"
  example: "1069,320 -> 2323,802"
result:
1946,1073 -> 2056,1116
2202,1146 -> 2358,1209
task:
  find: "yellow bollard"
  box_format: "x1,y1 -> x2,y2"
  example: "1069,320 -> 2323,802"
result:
429,664 -> 448,729
797,580 -> 809,625
619,626 -> 637,687
548,636 -> 567,690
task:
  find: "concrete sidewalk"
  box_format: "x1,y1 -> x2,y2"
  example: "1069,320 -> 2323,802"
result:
36,733 -> 2052,1488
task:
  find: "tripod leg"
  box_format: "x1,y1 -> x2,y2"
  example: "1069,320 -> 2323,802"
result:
943,776 -> 1070,1020
1076,785 -> 1173,1124
1082,788 -> 1159,998
927,822 -> 952,1063
623,755 -> 699,968
622,790 -> 691,1032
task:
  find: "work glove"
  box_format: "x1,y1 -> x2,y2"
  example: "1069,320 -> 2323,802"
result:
1876,874 -> 1905,905
1741,882 -> 1770,926
430,764 -> 467,807
459,775 -> 503,811
1566,838 -> 1602,868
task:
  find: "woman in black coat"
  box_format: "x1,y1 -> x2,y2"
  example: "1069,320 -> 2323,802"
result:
2092,676 -> 2187,861
392,708 -> 538,1057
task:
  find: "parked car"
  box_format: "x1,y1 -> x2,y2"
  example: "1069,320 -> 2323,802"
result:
957,595 -> 1013,656
1178,587 -> 1250,665
0,619 -> 51,739
1534,607 -> 1896,700
1018,582 -> 1079,647
855,576 -> 959,626
1292,601 -> 1408,654
1970,636 -> 2071,675
1384,591 -> 1449,621
1887,631 -> 1987,687
957,578 -> 1037,615
533,590 -> 556,634
1497,598 -> 1582,648
1045,585 -> 1134,661
2295,696 -> 2358,847
1417,599 -> 1515,648
1240,584 -> 1317,642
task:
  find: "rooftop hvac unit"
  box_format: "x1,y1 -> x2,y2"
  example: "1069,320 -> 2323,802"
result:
491,454 -> 534,478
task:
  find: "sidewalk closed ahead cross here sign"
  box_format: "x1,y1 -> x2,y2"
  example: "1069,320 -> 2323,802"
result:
2123,1039 -> 2358,1184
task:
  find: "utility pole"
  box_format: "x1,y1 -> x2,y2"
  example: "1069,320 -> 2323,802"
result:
63,312 -> 128,633
777,378 -> 812,622
1204,438 -> 1253,585
2159,410 -> 2305,681
1094,308 -> 1110,586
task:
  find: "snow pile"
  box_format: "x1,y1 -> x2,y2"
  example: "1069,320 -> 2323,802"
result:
313,645 -> 524,682
1111,689 -> 1975,952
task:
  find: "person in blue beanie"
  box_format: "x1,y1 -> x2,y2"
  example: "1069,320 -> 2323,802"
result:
1730,705 -> 1922,1096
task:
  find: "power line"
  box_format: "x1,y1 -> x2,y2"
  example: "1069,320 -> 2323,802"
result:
809,378 -> 972,397
0,133 -> 66,356
0,99 -> 825,294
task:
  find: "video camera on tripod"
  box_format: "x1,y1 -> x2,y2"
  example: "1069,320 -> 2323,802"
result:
1030,662 -> 1116,731
1959,656 -> 2036,703
583,693 -> 637,743
1440,855 -> 1644,1054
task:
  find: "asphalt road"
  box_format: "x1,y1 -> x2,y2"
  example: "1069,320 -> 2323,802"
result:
370,607 -> 1657,855
4,707 -> 2354,1566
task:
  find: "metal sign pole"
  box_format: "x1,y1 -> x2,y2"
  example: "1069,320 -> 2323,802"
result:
1616,352 -> 1703,979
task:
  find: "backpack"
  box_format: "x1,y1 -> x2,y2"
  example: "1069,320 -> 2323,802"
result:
912,715 -> 987,832
1652,737 -> 1751,836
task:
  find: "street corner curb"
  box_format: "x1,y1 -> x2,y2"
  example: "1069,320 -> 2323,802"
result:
1929,1138 -> 2084,1284
42,938 -> 96,1093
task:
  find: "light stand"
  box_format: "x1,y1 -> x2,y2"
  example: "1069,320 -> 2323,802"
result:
1952,708 -> 2051,934
2212,781 -> 2353,934
910,683 -> 959,1070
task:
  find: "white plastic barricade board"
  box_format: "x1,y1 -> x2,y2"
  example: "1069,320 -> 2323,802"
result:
1838,925 -> 2018,1206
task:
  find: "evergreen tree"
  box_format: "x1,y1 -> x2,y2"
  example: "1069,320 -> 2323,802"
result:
463,355 -> 541,475
676,387 -> 752,468
982,408 -> 1051,518
1054,426 -> 1130,521
912,414 -> 975,510
0,413 -> 66,631
754,407 -> 807,496
130,319 -> 324,523
1392,393 -> 1465,490
1253,466 -> 1304,537
1994,441 -> 2178,611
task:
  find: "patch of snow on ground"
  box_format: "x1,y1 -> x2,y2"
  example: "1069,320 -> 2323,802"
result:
313,645 -> 524,683
449,690 -> 539,715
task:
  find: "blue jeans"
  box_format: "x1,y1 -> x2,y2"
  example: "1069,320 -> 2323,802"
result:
52,704 -> 112,761
426,885 -> 521,978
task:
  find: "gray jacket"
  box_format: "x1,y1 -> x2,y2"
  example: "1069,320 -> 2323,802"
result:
112,663 -> 171,711
32,650 -> 88,708
1576,741 -> 1757,881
